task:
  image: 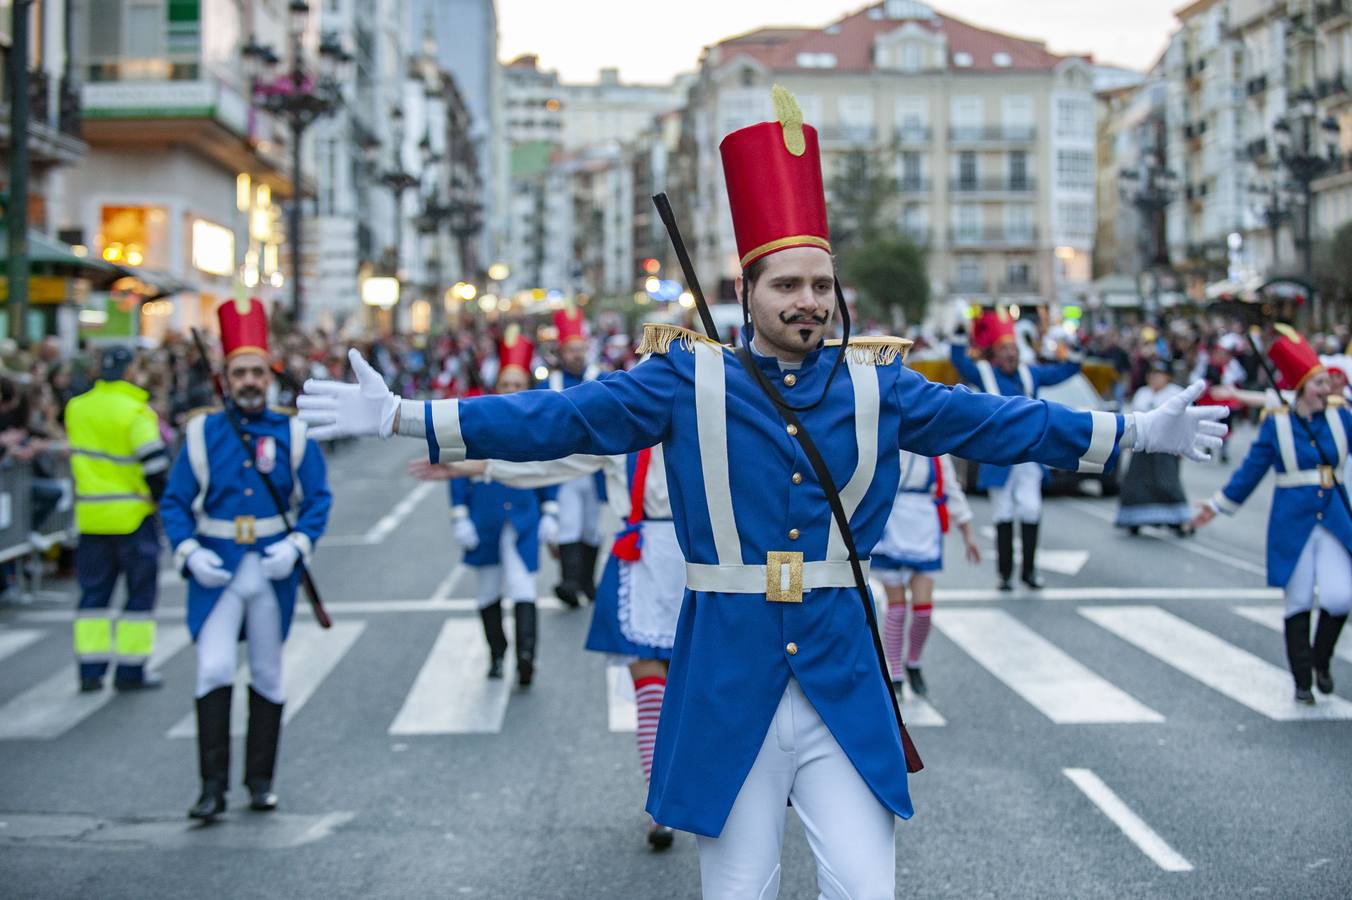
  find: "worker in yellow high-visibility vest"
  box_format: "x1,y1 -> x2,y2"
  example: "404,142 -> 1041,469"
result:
64,346 -> 170,691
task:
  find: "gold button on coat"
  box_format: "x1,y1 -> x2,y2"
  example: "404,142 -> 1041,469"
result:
791,473 -> 803,484
783,373 -> 797,387
243,488 -> 253,497
788,528 -> 800,540
243,461 -> 253,468
786,424 -> 798,436
504,502 -> 513,510
786,642 -> 798,656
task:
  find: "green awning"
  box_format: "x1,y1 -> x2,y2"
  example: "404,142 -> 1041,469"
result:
0,226 -> 123,285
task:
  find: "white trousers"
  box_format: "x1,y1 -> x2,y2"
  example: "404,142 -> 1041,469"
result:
1284,526 -> 1352,616
556,476 -> 601,545
195,552 -> 284,703
474,523 -> 537,610
990,461 -> 1043,524
697,679 -> 896,900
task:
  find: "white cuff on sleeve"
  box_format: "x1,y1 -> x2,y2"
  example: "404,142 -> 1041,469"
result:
541,500 -> 560,516
286,531 -> 314,566
174,538 -> 202,571
451,505 -> 470,521
1076,411 -> 1119,475
1212,492 -> 1239,515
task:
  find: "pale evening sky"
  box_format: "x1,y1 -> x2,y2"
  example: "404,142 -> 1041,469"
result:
496,0 -> 1184,84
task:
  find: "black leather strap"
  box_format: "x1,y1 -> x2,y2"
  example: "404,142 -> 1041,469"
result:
735,345 -> 923,773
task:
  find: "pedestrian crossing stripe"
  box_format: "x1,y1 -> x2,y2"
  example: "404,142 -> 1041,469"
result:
2,604 -> 1350,741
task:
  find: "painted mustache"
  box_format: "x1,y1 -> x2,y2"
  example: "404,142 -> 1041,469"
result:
780,311 -> 828,326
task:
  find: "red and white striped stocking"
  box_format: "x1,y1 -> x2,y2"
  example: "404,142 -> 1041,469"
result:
907,602 -> 933,667
884,604 -> 907,679
633,675 -> 666,785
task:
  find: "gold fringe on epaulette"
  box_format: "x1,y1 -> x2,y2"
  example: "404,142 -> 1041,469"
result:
270,405 -> 298,417
636,323 -> 724,355
1328,395 -> 1345,408
824,336 -> 913,366
183,405 -> 222,422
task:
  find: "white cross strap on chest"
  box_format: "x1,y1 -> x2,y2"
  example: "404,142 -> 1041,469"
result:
1272,408 -> 1348,488
975,360 -> 1000,396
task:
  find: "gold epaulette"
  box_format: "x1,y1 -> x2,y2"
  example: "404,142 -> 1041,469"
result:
824,336 -> 914,366
635,323 -> 725,355
1258,405 -> 1289,423
183,405 -> 222,422
1328,395 -> 1345,408
270,405 -> 298,416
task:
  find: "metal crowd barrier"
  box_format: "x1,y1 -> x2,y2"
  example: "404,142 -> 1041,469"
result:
0,457 -> 76,598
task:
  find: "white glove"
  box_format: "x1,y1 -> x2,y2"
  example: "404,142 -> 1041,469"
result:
1133,380 -> 1230,461
454,517 -> 480,552
186,548 -> 232,589
538,513 -> 559,546
261,538 -> 301,581
297,348 -> 400,441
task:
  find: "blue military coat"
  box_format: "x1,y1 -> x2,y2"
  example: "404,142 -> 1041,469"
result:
949,341 -> 1081,489
549,365 -> 607,501
161,406 -> 332,639
449,477 -> 557,571
1215,406 -> 1352,587
413,324 -> 1122,837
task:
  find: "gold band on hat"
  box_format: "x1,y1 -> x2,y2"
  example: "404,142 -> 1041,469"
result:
226,345 -> 269,360
740,234 -> 831,268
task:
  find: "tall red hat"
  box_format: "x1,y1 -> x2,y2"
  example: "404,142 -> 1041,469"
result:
218,297 -> 269,360
719,86 -> 831,270
1268,323 -> 1324,390
498,324 -> 535,379
553,306 -> 587,346
972,309 -> 1017,351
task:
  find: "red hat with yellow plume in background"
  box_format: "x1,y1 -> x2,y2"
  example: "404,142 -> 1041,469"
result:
1268,323 -> 1324,391
972,308 -> 1017,351
719,86 -> 831,270
218,297 -> 269,360
497,324 -> 535,379
553,304 -> 587,346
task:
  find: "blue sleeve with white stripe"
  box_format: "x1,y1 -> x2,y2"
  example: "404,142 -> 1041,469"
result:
1030,360 -> 1082,390
892,366 -> 1123,474
1219,416 -> 1277,511
292,438 -> 332,546
159,445 -> 199,550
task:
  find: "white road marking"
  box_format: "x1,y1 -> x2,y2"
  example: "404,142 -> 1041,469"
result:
899,692 -> 947,727
388,616 -> 514,735
1033,549 -> 1090,576
1066,498 -> 1266,576
1063,768 -> 1194,872
167,621 -> 364,738
936,609 -> 1164,723
0,629 -> 193,740
607,665 -> 637,733
364,482 -> 436,544
429,563 -> 464,603
0,628 -> 44,663
1233,606 -> 1352,664
1081,606 -> 1352,720
932,587 -> 1282,603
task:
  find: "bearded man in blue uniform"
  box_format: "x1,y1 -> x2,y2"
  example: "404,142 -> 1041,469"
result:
299,88 -> 1225,899
162,298 -> 332,821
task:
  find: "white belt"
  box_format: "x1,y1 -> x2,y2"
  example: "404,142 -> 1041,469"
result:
197,515 -> 287,543
1274,466 -> 1342,489
685,556 -> 868,603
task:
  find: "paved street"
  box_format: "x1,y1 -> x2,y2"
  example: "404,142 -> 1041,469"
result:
1,424 -> 1349,899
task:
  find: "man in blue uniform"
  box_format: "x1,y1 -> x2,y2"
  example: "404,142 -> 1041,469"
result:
300,88 -> 1224,898
950,309 -> 1082,590
162,298 -> 332,821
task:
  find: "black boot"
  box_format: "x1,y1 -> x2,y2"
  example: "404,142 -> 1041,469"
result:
647,819 -> 675,850
189,686 -> 232,821
579,543 -> 600,602
244,687 -> 283,811
553,543 -> 583,608
1285,611 -> 1316,703
996,522 -> 1014,591
905,666 -> 927,697
514,601 -> 538,688
479,601 -> 508,679
1020,521 -> 1044,589
1313,612 -> 1347,695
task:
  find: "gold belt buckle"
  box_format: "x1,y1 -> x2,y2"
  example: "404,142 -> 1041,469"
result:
1320,465 -> 1335,490
766,551 -> 804,603
235,515 -> 257,545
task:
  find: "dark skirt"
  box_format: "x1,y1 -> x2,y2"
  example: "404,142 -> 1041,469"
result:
1115,450 -> 1191,527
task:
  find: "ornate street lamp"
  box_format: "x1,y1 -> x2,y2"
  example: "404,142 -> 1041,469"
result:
1119,151 -> 1180,320
1272,88 -> 1343,324
240,1 -> 351,323
378,105 -> 420,284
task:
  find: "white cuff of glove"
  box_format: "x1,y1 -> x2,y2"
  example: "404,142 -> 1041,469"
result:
174,538 -> 203,572
286,531 -> 313,566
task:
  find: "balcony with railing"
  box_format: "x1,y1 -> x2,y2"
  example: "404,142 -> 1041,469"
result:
948,125 -> 1036,144
998,277 -> 1041,295
1316,0 -> 1349,26
817,124 -> 878,144
898,225 -> 931,245
0,70 -> 86,165
894,125 -> 932,144
948,176 -> 1037,194
897,177 -> 932,195
948,278 -> 990,295
949,225 -> 1039,246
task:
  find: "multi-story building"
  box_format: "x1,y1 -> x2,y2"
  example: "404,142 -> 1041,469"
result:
557,68 -> 686,152
1094,75 -> 1163,281
679,0 -> 1098,329
1312,0 -> 1352,238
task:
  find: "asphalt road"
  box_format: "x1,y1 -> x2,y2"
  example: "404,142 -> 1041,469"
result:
1,423 -> 1349,899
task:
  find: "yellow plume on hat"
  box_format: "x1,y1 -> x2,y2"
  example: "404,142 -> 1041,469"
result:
771,85 -> 805,157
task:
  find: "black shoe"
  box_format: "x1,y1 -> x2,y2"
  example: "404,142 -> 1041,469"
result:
890,677 -> 905,691
487,656 -> 504,679
647,821 -> 675,851
905,666 -> 927,697
998,578 -> 1014,592
189,780 -> 227,821
514,601 -> 537,688
244,687 -> 283,815
249,785 -> 279,812
1294,687 -> 1316,705
79,677 -> 103,693
114,671 -> 163,691
1312,612 -> 1346,694
1315,668 -> 1335,695
1021,573 -> 1045,590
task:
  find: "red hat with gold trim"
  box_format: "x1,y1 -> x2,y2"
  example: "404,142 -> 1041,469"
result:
218,297 -> 269,360
553,305 -> 588,346
1268,323 -> 1324,390
498,324 -> 535,379
972,308 -> 1017,351
719,86 -> 830,270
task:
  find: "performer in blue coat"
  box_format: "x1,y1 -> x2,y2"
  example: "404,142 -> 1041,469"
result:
451,328 -> 559,686
301,89 -> 1225,899
950,308 -> 1081,590
161,298 -> 332,821
1194,325 -> 1352,704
